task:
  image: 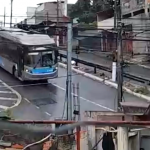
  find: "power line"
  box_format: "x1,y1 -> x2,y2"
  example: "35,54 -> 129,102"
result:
2,20 -> 150,29
2,14 -> 150,20
0,39 -> 147,50
3,22 -> 150,33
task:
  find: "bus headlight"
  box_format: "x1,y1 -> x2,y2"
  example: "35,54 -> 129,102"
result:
25,69 -> 32,73
25,69 -> 29,72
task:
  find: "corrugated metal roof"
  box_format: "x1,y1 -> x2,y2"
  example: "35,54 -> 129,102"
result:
0,28 -> 55,46
98,17 -> 114,30
78,30 -> 100,36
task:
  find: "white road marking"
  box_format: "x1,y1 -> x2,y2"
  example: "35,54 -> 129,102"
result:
0,80 -> 21,109
25,98 -> 51,116
0,86 -> 7,88
45,112 -> 51,116
36,106 -> 40,109
24,98 -> 31,103
52,83 -> 115,112
24,98 -> 40,110
0,97 -> 18,101
0,91 -> 13,94
0,105 -> 8,110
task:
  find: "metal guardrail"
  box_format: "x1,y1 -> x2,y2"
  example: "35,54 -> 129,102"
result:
59,53 -> 150,85
123,73 -> 150,84
59,53 -> 111,73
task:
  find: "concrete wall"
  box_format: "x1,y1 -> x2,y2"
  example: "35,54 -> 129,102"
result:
140,129 -> 150,150
129,132 -> 140,150
27,18 -> 35,24
97,17 -> 114,30
97,12 -> 149,54
83,111 -> 141,150
35,2 -> 65,24
141,136 -> 150,150
96,0 -> 149,55
121,0 -> 150,54
27,7 -> 36,18
44,2 -> 65,17
123,13 -> 150,54
121,0 -> 145,14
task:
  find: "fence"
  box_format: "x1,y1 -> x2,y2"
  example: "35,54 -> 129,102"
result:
0,121 -> 89,150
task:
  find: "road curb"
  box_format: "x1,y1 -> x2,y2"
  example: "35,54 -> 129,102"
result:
59,62 -> 150,102
0,80 -> 22,110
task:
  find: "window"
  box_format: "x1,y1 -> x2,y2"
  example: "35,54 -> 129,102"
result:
24,51 -> 55,68
136,0 -> 144,5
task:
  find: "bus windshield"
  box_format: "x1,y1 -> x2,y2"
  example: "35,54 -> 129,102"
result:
24,51 -> 55,68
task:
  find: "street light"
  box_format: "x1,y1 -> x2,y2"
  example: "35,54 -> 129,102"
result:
10,0 -> 13,27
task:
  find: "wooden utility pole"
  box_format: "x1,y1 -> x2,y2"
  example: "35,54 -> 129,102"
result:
10,0 -> 13,27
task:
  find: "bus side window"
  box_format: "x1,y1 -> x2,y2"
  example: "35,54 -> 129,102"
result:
0,37 -> 3,56
24,55 -> 30,65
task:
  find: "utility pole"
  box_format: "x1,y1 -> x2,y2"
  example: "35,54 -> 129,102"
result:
64,0 -> 68,16
116,0 -> 123,111
72,83 -> 81,150
114,0 -> 117,30
112,0 -> 118,83
66,23 -> 73,122
115,0 -> 128,145
10,0 -> 13,28
57,0 -> 59,24
73,83 -> 76,121
45,12 -> 48,34
56,0 -> 59,46
46,12 -> 48,26
76,83 -> 80,121
4,7 -> 6,27
72,83 -> 80,121
76,83 -> 81,150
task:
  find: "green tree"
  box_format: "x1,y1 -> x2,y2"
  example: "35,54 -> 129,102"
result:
69,0 -> 113,24
69,0 -> 92,23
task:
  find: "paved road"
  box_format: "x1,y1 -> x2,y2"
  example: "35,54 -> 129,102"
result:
0,67 -> 148,120
59,50 -> 150,80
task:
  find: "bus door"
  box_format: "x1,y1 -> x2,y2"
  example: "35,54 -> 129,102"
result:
17,47 -> 23,77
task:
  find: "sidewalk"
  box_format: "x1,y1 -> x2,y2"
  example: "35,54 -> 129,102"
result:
59,50 -> 150,80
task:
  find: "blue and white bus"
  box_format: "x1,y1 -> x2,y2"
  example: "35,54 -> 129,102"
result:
0,28 -> 58,82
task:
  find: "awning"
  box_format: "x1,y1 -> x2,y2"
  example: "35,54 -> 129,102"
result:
98,17 -> 114,30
